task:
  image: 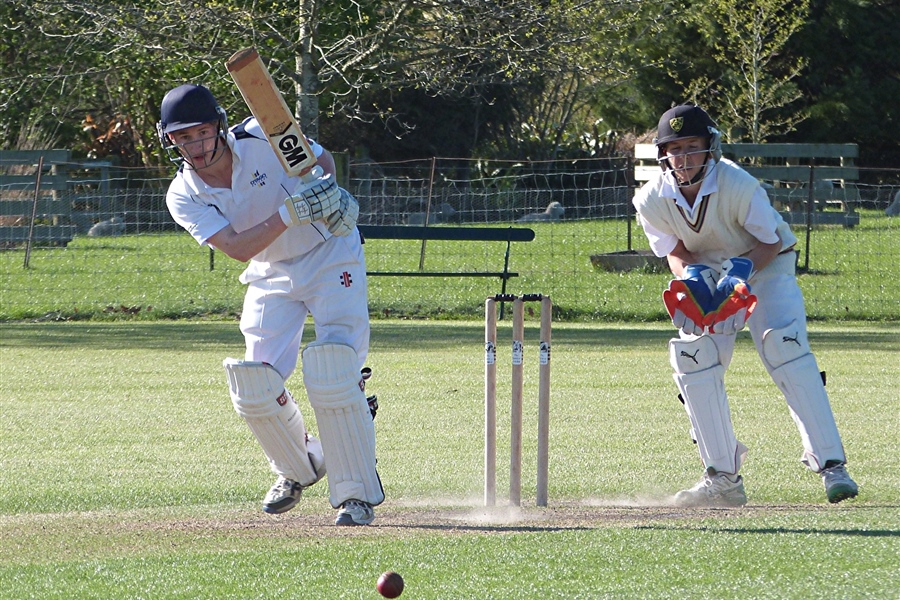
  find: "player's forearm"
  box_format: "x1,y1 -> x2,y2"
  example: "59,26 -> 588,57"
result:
667,240 -> 698,278
741,240 -> 782,274
208,213 -> 288,262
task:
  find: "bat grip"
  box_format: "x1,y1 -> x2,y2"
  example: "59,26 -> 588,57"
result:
299,164 -> 324,184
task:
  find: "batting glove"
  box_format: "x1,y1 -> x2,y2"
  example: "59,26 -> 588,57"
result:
279,167 -> 342,227
324,188 -> 360,237
703,257 -> 758,334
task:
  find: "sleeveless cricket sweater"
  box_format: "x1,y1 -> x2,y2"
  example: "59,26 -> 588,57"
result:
634,158 -> 796,268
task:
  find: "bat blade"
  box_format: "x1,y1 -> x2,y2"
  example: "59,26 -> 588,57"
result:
226,47 -> 317,178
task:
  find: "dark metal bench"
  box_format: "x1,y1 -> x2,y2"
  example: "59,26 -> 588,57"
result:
357,225 -> 535,297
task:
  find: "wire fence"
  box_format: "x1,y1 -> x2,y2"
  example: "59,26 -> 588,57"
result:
1,154 -> 898,321
352,157 -> 634,224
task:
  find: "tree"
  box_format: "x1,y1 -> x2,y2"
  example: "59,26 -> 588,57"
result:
790,0 -> 900,169
1,0 -> 666,163
679,0 -> 810,143
480,1 -> 669,159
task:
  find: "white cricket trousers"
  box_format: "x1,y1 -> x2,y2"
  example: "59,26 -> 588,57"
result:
682,251 -> 846,470
698,251 -> 808,369
239,232 -> 370,380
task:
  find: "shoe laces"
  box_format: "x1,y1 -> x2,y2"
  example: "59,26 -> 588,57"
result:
342,499 -> 372,512
692,474 -> 715,491
273,477 -> 297,493
694,472 -> 737,493
822,463 -> 851,482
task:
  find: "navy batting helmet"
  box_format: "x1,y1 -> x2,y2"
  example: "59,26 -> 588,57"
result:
158,84 -> 223,134
653,104 -> 723,186
157,84 -> 228,164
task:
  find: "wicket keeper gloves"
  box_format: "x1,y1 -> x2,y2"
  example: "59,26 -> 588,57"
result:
703,257 -> 758,335
324,188 -> 360,236
279,167 -> 342,227
663,264 -> 717,336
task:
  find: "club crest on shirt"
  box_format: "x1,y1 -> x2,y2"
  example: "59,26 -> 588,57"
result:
249,170 -> 268,188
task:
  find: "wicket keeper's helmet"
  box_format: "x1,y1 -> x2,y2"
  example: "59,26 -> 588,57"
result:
654,104 -> 717,146
653,104 -> 722,166
157,84 -> 228,162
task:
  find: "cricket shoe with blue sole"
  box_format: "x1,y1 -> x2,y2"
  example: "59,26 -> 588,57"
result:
335,499 -> 375,526
262,476 -> 304,514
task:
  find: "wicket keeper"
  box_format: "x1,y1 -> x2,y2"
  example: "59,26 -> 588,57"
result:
633,104 -> 858,506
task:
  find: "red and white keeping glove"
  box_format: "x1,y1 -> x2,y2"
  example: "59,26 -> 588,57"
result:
663,264 -> 717,336
703,257 -> 758,335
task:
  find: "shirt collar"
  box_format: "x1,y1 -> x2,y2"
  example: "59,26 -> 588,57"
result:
660,159 -> 719,215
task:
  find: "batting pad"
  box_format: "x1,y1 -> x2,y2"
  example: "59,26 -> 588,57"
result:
223,359 -> 326,486
761,322 -> 845,471
670,337 -> 747,475
302,342 -> 384,508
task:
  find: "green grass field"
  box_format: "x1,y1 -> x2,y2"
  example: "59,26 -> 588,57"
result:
2,211 -> 897,321
2,320 -> 898,598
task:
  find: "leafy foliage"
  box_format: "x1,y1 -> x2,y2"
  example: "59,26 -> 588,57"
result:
679,0 -> 810,143
0,0 -> 897,165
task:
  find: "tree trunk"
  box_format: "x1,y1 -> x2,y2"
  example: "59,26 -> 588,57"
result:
297,0 -> 319,139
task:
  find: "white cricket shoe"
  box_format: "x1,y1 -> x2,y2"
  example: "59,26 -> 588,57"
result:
335,499 -> 375,526
821,463 -> 858,504
262,476 -> 304,514
675,469 -> 747,508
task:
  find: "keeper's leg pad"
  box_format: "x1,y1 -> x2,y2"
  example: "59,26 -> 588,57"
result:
670,336 -> 747,475
302,342 -> 385,508
223,359 -> 326,486
761,321 -> 845,471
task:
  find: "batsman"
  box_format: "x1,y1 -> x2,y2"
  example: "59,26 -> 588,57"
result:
157,84 -> 383,525
633,104 -> 858,507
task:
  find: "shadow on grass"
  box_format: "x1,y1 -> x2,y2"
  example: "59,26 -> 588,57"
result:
634,524 -> 900,538
392,523 -> 594,533
1,321 -> 897,353
0,321 -> 243,350
370,321 -> 672,351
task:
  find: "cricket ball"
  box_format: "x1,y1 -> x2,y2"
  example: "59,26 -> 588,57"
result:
376,571 -> 404,598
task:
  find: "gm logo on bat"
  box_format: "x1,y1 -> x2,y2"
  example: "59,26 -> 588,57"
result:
276,132 -> 311,169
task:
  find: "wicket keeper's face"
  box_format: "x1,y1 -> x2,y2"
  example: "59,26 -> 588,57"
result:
663,136 -> 709,186
168,122 -> 224,170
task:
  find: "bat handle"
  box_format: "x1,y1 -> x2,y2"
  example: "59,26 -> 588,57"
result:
299,164 -> 323,183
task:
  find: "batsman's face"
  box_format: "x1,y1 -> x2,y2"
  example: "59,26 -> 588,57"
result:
664,137 -> 709,184
168,123 -> 222,170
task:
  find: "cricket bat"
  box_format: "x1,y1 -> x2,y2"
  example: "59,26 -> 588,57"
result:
226,47 -> 318,181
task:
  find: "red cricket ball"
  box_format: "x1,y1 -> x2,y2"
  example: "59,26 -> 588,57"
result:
376,571 -> 404,598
